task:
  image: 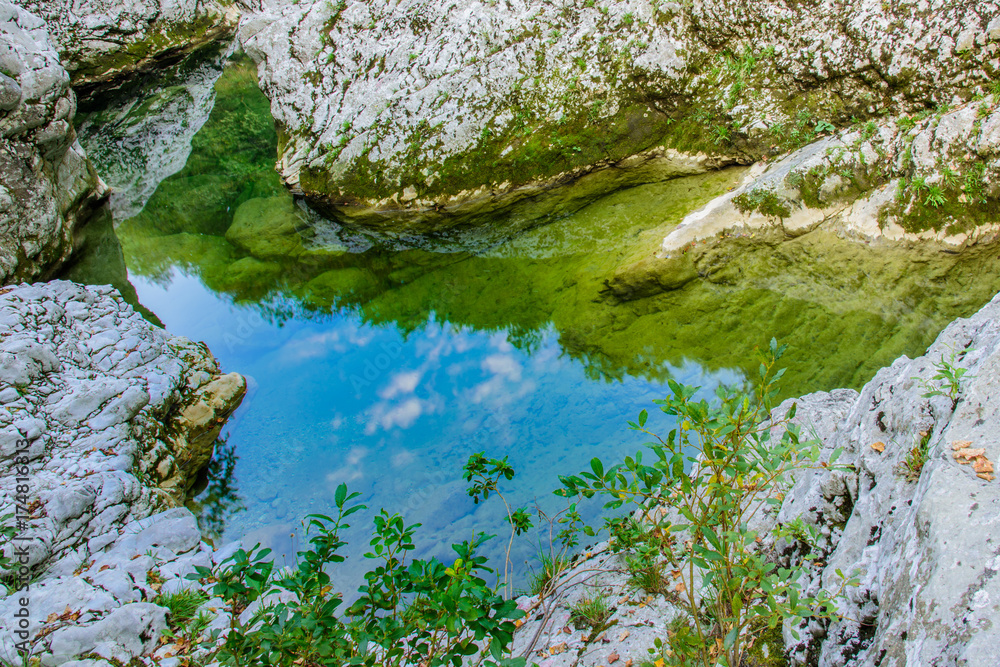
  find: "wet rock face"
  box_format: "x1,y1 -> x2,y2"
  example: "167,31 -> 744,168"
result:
0,281 -> 245,589
238,0 -> 999,227
13,0 -> 237,96
0,0 -> 108,285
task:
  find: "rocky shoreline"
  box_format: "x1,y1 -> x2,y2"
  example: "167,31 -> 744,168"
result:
0,281 -> 245,663
1,281 -> 997,665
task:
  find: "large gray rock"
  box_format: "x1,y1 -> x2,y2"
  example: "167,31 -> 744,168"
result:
0,281 -> 246,655
769,293 -> 1000,666
43,602 -> 168,665
238,0 -> 999,228
0,0 -> 108,285
12,0 -> 237,95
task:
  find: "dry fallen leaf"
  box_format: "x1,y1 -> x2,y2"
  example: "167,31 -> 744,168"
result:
871,441 -> 885,453
514,619 -> 524,629
950,442 -> 996,482
608,652 -> 620,664
954,448 -> 986,460
550,642 -> 568,655
562,625 -> 572,634
624,660 -> 633,667
618,630 -> 630,641
675,582 -> 686,593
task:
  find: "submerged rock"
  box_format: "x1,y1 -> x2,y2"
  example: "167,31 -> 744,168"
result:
0,0 -> 108,284
0,281 -> 245,655
225,195 -> 313,260
238,0 -> 998,228
13,0 -> 237,97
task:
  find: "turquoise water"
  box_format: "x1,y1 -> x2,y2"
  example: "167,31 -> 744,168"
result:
73,53 -> 1000,592
134,268 -> 739,589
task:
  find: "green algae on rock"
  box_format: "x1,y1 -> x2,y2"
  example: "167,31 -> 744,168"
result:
17,0 -> 237,98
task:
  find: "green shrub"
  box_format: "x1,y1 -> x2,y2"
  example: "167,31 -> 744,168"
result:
185,472 -> 527,666
155,588 -> 209,630
557,340 -> 854,667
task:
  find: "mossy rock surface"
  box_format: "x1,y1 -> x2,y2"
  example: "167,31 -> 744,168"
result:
19,0 -> 237,98
242,0 -> 998,228
226,196 -> 312,261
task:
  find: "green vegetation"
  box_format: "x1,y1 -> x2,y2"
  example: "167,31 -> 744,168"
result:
0,514 -> 15,595
527,551 -> 571,596
914,346 -> 974,405
898,430 -> 932,483
181,469 -> 527,666
557,340 -> 856,667
155,588 -> 210,630
888,158 -> 997,235
733,188 -> 793,219
569,593 -> 613,631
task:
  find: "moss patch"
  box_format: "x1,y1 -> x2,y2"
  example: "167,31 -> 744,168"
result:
70,13 -> 232,91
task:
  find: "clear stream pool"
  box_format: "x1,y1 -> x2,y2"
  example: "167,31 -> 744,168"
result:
71,54 -> 1000,592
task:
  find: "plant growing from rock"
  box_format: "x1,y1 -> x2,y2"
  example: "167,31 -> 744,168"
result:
914,345 -> 973,407
569,592 -> 612,632
557,340 -> 850,667
156,588 -> 210,631
527,551 -> 570,596
898,430 -> 932,483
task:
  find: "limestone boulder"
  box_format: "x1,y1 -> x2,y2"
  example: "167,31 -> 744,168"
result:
0,0 -> 108,285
